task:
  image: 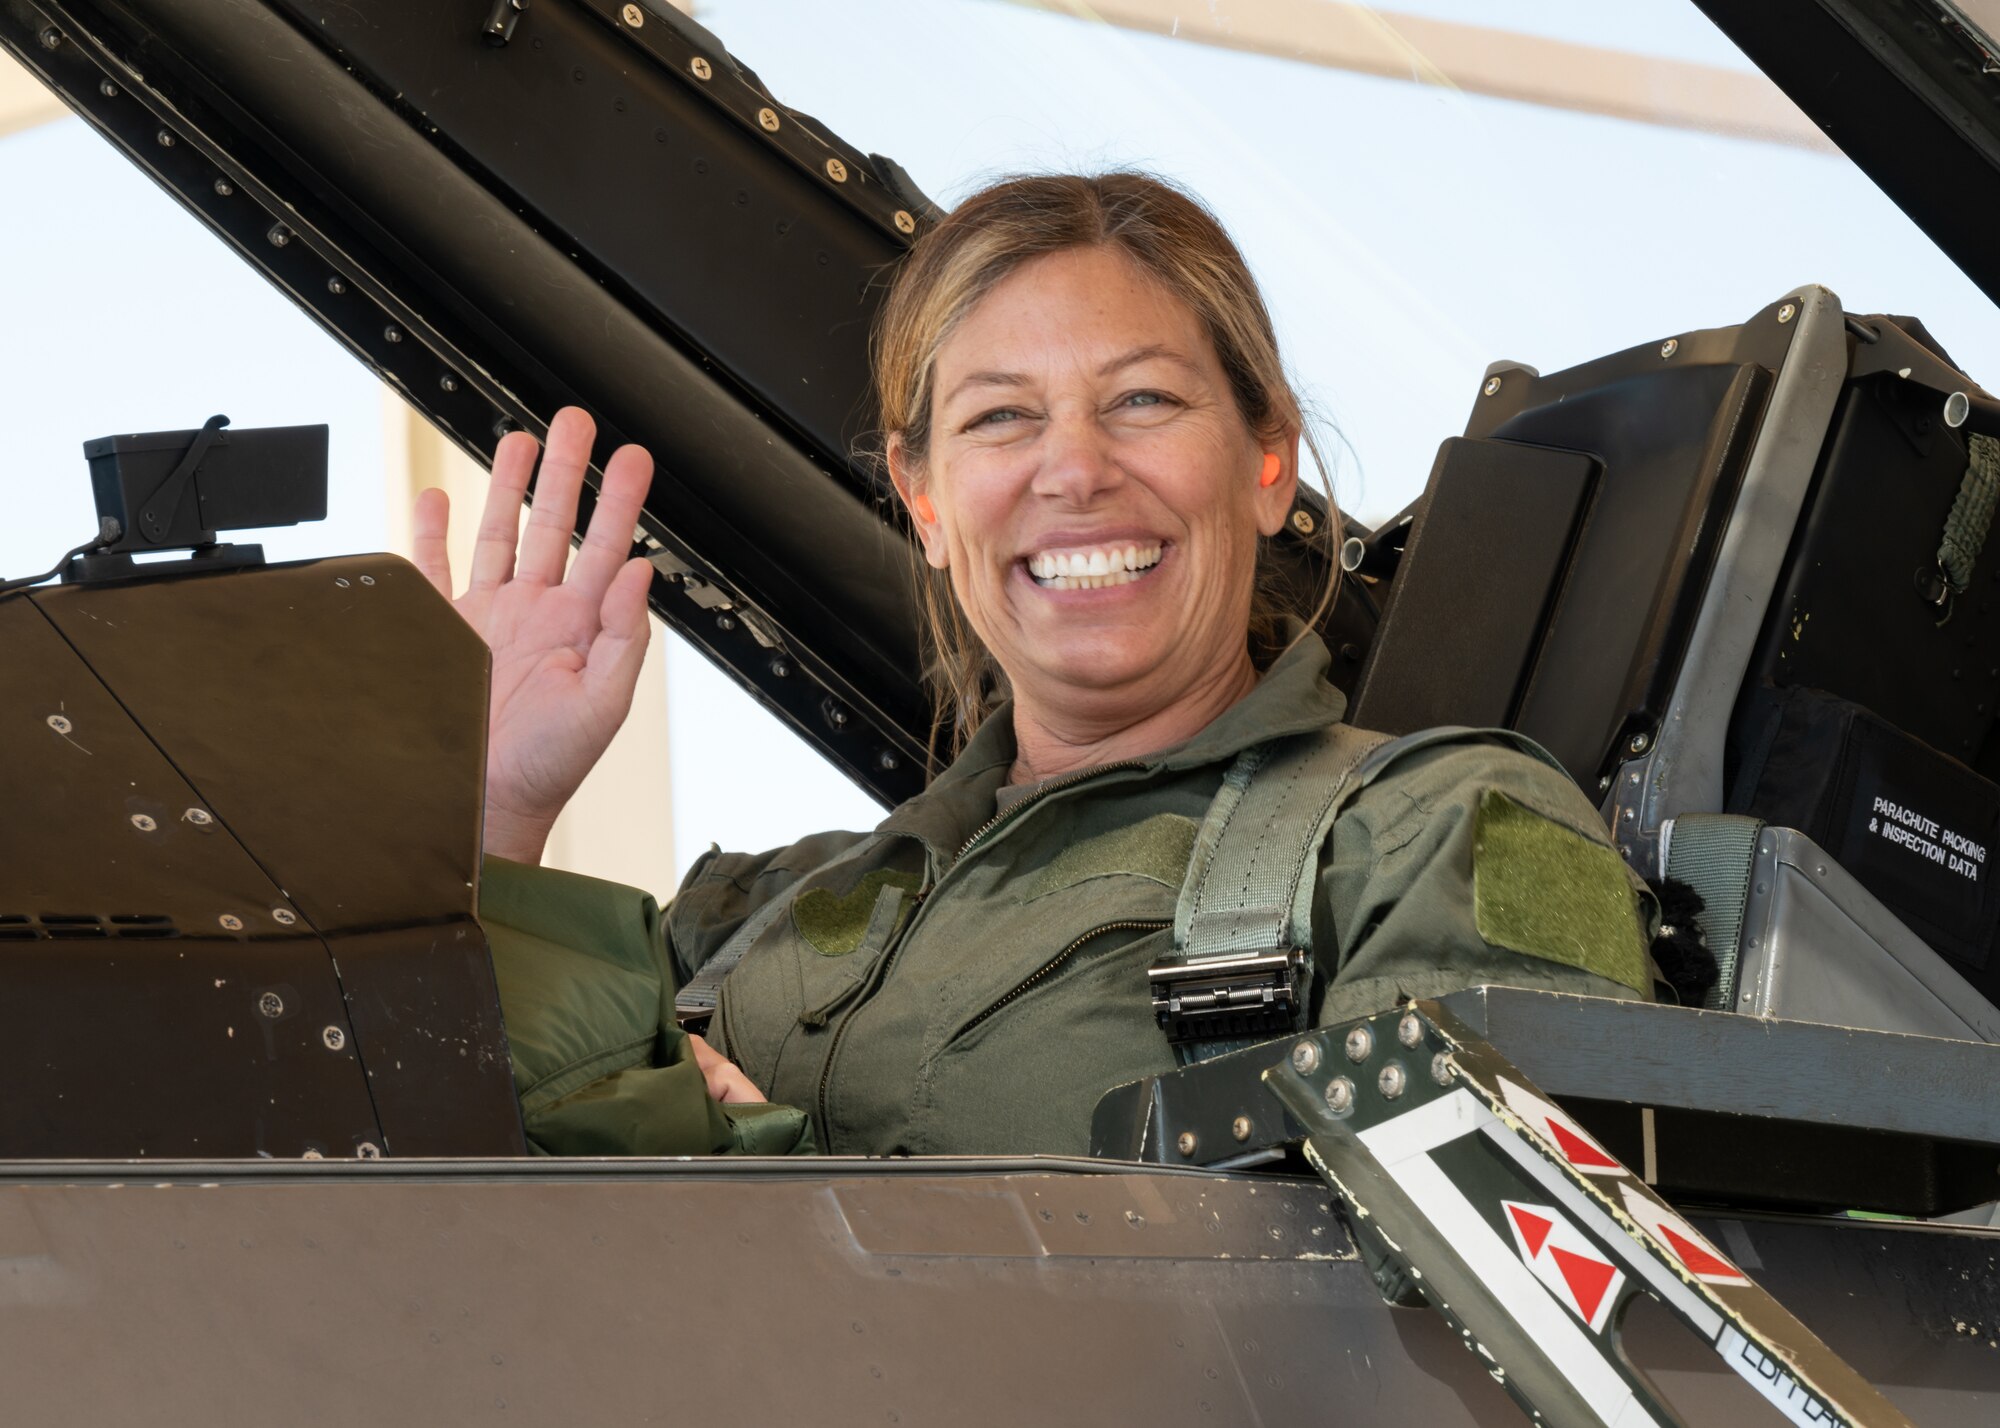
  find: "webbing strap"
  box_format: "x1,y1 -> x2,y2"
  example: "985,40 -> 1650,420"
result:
1939,432 -> 2000,595
1662,814 -> 1765,1012
1165,727 -> 1391,1065
673,835 -> 884,1030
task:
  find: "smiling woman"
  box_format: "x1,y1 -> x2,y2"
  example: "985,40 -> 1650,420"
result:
460,171 -> 1671,1159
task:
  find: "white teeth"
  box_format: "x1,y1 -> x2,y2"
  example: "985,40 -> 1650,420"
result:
1026,541 -> 1163,587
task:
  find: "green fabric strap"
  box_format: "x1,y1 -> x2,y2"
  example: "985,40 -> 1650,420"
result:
1663,813 -> 1766,1011
1939,431 -> 2000,594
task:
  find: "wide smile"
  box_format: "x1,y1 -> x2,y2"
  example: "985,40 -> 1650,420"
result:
1023,540 -> 1166,591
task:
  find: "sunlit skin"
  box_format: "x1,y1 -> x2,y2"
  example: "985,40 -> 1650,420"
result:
890,245 -> 1299,785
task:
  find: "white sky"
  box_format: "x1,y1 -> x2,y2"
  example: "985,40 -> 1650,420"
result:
7,0 -> 2000,884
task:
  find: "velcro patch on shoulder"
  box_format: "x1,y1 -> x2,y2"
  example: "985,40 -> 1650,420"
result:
1028,812 -> 1199,902
792,869 -> 921,957
1472,790 -> 1649,994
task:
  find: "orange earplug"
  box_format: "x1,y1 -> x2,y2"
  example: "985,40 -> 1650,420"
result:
912,491 -> 937,523
1258,453 -> 1282,487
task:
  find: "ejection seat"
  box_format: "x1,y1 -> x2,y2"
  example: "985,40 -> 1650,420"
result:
1344,286 -> 2000,1042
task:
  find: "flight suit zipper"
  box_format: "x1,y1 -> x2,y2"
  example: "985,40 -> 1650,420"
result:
957,918 -> 1171,1037
813,760 -> 1152,1144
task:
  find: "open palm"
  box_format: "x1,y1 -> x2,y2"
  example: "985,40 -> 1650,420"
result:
411,407 -> 656,864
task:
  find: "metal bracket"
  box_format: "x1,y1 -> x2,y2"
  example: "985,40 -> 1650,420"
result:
1148,948 -> 1303,1046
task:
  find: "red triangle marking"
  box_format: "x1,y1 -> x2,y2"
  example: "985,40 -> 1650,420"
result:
1660,1224 -> 1743,1281
1547,1117 -> 1622,1171
1507,1204 -> 1553,1259
1549,1245 -> 1618,1325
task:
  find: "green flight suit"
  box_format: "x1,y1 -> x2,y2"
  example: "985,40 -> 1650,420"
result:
481,632 -> 1657,1157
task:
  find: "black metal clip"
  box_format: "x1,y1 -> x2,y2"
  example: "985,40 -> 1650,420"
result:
483,0 -> 529,46
1148,948 -> 1303,1045
137,414 -> 229,545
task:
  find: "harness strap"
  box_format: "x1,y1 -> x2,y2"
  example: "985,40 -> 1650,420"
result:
1156,725 -> 1393,1065
1661,813 -> 1765,1012
673,834 -> 884,1032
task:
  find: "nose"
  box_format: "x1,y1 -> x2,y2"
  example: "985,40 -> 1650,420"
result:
1030,407 -> 1124,507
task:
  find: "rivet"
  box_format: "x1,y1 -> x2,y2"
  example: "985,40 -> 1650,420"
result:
621,2 -> 643,23
258,992 -> 285,1018
689,56 -> 713,80
272,908 -> 298,926
1628,732 -> 1651,754
1778,302 -> 1797,324
1231,1116 -> 1253,1142
383,325 -> 402,343
1290,509 -> 1316,536
130,813 -> 158,833
46,714 -> 73,735
1659,338 -> 1678,359
1482,376 -> 1503,397
1397,1013 -> 1423,1048
185,808 -> 213,826
894,210 -> 916,235
219,913 -> 245,932
99,80 -> 120,99
356,1142 -> 383,1159
825,158 -> 849,183
1344,1025 -> 1374,1063
1431,1052 -> 1454,1085
267,224 -> 292,248
1176,1131 -> 1198,1158
758,107 -> 780,132
1379,1063 -> 1407,1099
322,1026 -> 347,1051
440,374 -> 459,393
1290,1040 -> 1321,1075
1325,1077 -> 1355,1114
156,129 -> 176,148
326,276 -> 347,296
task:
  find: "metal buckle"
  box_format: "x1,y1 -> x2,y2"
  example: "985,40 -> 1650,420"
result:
1148,948 -> 1304,1044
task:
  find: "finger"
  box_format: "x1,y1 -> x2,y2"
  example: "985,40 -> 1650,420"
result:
712,1066 -> 767,1105
582,558 -> 654,712
410,487 -> 453,598
516,407 -> 596,587
567,441 -> 654,605
468,430 -> 538,592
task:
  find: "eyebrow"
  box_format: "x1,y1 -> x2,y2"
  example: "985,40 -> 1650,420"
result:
940,345 -> 1200,406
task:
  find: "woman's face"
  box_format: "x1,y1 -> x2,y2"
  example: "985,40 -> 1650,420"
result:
896,245 -> 1297,725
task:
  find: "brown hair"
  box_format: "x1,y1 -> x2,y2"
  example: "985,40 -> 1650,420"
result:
872,171 -> 1337,761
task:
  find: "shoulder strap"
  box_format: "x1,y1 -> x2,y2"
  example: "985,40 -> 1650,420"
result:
673,834 -> 884,1030
1661,813 -> 1765,1012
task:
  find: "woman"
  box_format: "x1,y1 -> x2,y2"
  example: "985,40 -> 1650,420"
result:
414,174 -> 1658,1158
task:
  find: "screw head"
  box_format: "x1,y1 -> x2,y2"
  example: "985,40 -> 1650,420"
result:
302,1149 -> 324,1161
1628,732 -> 1651,755
894,210 -> 916,235
621,2 -> 644,24
1482,376 -> 1503,397
356,1142 -> 383,1160
758,106 -> 780,132
219,913 -> 245,932
130,813 -> 158,833
1344,1025 -> 1374,1063
258,992 -> 285,1018
1325,1077 -> 1355,1114
46,714 -> 73,735
1777,302 -> 1797,324
326,276 -> 347,296
1397,1013 -> 1424,1048
39,27 -> 62,49
1431,1052 -> 1454,1085
383,325 -> 403,343
825,158 -> 849,183
267,224 -> 291,248
1176,1131 -> 1198,1158
1378,1063 -> 1407,1099
876,750 -> 899,772
322,1026 -> 346,1051
156,129 -> 176,148
1231,1116 -> 1253,1142
689,56 -> 713,80
99,80 -> 119,99
439,374 -> 459,393
1290,1040 -> 1321,1075
1290,509 -> 1316,536
272,908 -> 298,926
185,808 -> 213,826
1659,338 -> 1678,359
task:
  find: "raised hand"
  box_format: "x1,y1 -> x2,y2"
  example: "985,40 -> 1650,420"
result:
411,407 -> 656,864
